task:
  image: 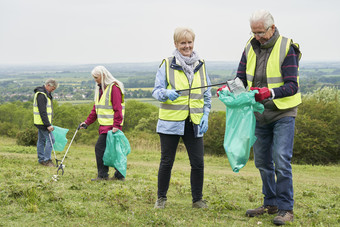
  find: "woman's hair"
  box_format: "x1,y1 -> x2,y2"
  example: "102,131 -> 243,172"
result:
173,27 -> 195,44
45,79 -> 59,88
91,65 -> 124,101
249,9 -> 274,29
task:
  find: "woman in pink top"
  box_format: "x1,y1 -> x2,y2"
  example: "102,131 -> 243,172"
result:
80,66 -> 125,181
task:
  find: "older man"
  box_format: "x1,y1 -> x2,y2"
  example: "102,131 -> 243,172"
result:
33,79 -> 58,167
235,10 -> 301,225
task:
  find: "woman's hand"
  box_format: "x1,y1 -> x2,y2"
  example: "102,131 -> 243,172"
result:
199,114 -> 209,134
166,89 -> 180,101
112,127 -> 119,133
78,122 -> 88,129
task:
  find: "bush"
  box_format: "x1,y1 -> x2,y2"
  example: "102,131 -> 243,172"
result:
0,101 -> 33,135
203,111 -> 226,156
0,122 -> 18,137
294,87 -> 340,164
16,128 -> 38,146
123,100 -> 158,132
135,112 -> 158,133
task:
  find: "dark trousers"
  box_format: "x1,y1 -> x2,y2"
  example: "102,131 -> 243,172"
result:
95,133 -> 124,179
157,119 -> 204,203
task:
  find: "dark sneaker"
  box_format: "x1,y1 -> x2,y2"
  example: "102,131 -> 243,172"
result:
91,177 -> 109,181
109,176 -> 125,181
154,197 -> 167,209
45,160 -> 55,167
273,210 -> 294,225
192,199 -> 208,208
39,161 -> 46,166
246,205 -> 278,217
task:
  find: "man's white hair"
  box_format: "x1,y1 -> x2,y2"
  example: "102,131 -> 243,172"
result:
45,79 -> 58,88
249,9 -> 275,29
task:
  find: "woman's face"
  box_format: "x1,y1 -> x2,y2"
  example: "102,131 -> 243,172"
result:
175,35 -> 194,57
93,74 -> 102,85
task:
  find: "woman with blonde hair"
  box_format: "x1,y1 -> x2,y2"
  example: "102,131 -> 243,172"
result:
152,27 -> 212,209
80,66 -> 125,181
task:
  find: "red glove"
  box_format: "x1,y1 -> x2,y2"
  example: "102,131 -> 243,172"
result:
250,87 -> 271,102
217,85 -> 229,97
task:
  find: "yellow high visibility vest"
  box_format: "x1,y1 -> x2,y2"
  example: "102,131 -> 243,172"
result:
95,83 -> 125,126
159,57 -> 207,124
245,36 -> 302,109
33,92 -> 52,125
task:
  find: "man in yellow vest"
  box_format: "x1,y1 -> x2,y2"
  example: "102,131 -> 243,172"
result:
33,79 -> 58,167
235,10 -> 301,225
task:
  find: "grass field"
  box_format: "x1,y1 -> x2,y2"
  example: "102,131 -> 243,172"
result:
1,136 -> 339,226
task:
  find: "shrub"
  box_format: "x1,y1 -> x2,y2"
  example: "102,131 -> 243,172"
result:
0,122 -> 18,137
16,128 -> 38,146
294,87 -> 340,164
203,111 -> 226,156
123,100 -> 158,132
135,112 -> 158,133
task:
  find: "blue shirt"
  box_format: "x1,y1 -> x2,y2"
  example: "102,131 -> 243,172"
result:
152,58 -> 212,137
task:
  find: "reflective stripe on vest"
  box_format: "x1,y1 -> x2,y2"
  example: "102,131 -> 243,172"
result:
95,83 -> 125,126
33,92 -> 52,125
159,57 -> 207,124
245,36 -> 301,109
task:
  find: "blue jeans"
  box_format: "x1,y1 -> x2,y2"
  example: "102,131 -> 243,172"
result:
37,129 -> 54,163
253,116 -> 295,211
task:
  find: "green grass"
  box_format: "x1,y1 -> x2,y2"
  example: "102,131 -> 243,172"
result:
1,136 -> 339,226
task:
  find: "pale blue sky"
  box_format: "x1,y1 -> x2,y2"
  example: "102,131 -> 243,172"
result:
1,0 -> 339,64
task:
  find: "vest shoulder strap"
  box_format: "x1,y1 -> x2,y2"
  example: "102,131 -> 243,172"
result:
291,41 -> 302,61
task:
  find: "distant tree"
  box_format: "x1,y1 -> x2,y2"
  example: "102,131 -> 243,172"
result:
135,112 -> 158,133
123,100 -> 158,132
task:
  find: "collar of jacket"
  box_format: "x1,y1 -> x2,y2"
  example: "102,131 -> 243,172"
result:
251,26 -> 280,50
34,85 -> 53,99
169,56 -> 204,74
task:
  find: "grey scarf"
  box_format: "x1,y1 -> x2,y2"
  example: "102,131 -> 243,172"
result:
173,49 -> 200,84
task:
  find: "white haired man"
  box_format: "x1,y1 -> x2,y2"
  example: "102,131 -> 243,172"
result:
33,79 -> 58,167
235,10 -> 301,225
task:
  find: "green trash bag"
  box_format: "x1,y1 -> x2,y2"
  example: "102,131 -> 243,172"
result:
218,90 -> 264,172
51,126 -> 69,151
103,130 -> 131,177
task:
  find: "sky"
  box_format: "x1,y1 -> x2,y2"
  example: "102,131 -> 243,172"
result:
1,0 -> 340,65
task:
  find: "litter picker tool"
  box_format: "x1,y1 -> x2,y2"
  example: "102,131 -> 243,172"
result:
175,81 -> 229,93
56,123 -> 87,176
175,78 -> 246,95
48,133 -> 61,167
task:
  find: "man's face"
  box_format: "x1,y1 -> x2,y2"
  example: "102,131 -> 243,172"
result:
250,21 -> 275,44
46,85 -> 56,93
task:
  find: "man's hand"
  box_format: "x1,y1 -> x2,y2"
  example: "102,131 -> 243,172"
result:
250,87 -> 271,102
166,89 -> 180,101
47,126 -> 54,132
216,85 -> 229,97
